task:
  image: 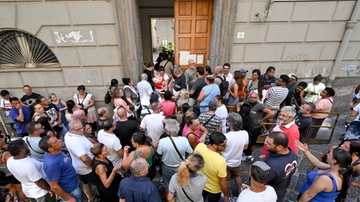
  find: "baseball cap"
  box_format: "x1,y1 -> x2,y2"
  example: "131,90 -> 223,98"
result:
288,73 -> 298,81
149,93 -> 159,104
239,68 -> 248,73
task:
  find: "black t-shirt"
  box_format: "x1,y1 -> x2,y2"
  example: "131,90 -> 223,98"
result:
113,120 -> 140,151
21,93 -> 41,106
174,74 -> 186,91
43,103 -> 60,121
294,113 -> 312,139
265,148 -> 297,201
190,77 -> 206,100
283,90 -> 303,111
143,69 -> 154,85
97,118 -> 106,131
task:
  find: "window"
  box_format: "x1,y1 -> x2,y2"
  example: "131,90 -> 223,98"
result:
0,30 -> 60,69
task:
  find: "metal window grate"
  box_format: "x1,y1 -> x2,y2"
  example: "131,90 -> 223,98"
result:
0,30 -> 60,69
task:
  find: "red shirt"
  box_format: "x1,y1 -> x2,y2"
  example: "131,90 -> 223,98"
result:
260,121 -> 300,156
161,100 -> 176,116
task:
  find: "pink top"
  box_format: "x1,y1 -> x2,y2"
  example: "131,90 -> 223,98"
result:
161,100 -> 176,116
182,125 -> 202,143
312,97 -> 333,119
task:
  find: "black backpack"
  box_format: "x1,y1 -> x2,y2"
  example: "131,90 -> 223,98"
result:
104,88 -> 111,104
217,76 -> 229,96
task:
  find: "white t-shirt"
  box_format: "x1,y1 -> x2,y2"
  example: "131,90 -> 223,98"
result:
222,131 -> 249,167
224,72 -> 235,87
237,185 -> 277,202
140,113 -> 165,144
64,132 -> 94,175
0,98 -> 11,116
7,156 -> 48,198
157,136 -> 193,167
97,129 -> 123,165
137,80 -> 153,106
354,104 -> 360,121
215,104 -> 228,134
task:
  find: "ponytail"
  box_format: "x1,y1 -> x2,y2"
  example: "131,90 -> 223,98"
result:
176,154 -> 204,188
177,161 -> 191,187
336,166 -> 353,202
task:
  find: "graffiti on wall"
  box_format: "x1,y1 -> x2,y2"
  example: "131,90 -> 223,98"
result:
54,30 -> 94,44
284,52 -> 311,65
345,65 -> 360,76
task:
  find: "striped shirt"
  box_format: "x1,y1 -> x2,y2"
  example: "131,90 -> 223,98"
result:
264,86 -> 288,110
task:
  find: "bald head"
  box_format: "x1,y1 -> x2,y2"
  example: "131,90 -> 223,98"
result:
129,158 -> 148,177
215,66 -> 223,74
117,107 -> 127,118
151,102 -> 162,113
73,110 -> 85,120
97,107 -> 109,118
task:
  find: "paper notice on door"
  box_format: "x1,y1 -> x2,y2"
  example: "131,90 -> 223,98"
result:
189,55 -> 196,63
179,52 -> 190,65
197,55 -> 204,64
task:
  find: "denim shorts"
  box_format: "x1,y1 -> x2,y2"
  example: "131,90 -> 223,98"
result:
60,187 -> 81,202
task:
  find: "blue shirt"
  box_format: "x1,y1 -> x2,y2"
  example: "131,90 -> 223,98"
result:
260,74 -> 276,86
9,105 -> 30,134
43,152 -> 78,193
118,176 -> 161,202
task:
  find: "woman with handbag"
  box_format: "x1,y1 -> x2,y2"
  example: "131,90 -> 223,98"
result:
122,78 -> 141,121
167,154 -> 206,202
182,115 -> 208,150
48,93 -> 69,130
73,85 -> 97,129
122,131 -> 157,180
31,103 -> 56,133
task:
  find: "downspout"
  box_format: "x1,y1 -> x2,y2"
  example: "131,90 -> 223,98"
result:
327,1 -> 360,86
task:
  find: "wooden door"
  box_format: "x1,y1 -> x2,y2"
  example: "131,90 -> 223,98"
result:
174,0 -> 213,71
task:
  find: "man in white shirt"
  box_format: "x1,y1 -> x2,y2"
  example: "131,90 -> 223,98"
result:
221,113 -> 248,194
215,95 -> 228,134
137,73 -> 153,107
157,119 -> 193,191
97,118 -> 123,166
64,120 -> 99,202
140,102 -> 165,144
7,139 -> 55,202
23,122 -> 45,162
238,161 -> 277,202
223,63 -> 235,86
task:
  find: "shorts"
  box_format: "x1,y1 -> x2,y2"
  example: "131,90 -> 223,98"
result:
162,164 -> 178,189
78,172 -> 97,185
226,165 -> 241,180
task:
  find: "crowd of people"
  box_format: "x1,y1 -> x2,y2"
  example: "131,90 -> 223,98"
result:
0,58 -> 359,202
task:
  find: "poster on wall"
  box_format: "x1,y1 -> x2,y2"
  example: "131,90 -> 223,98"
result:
180,51 -> 190,65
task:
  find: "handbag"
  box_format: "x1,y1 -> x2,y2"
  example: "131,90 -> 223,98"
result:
76,93 -> 88,115
150,144 -> 162,172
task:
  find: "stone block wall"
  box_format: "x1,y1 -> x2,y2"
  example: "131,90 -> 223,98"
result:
0,0 -> 122,103
232,0 -> 360,114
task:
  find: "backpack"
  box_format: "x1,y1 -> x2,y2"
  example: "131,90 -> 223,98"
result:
104,88 -> 111,104
217,76 -> 229,96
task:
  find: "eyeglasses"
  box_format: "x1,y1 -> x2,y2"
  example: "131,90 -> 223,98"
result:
194,123 -> 200,127
223,68 -> 229,70
218,141 -> 227,147
249,96 -> 257,99
35,125 -> 44,130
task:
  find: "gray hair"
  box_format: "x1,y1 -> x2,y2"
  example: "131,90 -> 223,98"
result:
164,119 -> 180,136
226,112 -> 243,131
69,119 -> 82,130
129,158 -> 147,177
141,73 -> 148,80
281,106 -> 296,117
174,66 -> 182,74
215,66 -> 223,73
208,101 -> 217,111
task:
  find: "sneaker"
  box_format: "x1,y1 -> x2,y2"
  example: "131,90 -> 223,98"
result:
259,131 -> 269,136
246,156 -> 254,162
241,156 -> 247,161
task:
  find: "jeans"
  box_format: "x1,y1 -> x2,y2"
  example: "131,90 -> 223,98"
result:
202,190 -> 221,202
60,187 -> 81,202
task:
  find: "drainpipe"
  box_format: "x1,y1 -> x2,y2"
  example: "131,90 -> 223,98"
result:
327,1 -> 360,87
